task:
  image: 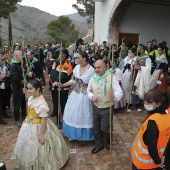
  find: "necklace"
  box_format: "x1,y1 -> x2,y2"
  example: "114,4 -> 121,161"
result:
81,63 -> 88,68
80,64 -> 89,75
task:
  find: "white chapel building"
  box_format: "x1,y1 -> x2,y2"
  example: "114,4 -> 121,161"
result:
94,0 -> 170,46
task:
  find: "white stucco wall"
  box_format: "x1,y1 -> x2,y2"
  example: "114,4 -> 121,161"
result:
120,2 -> 170,46
95,0 -> 170,46
94,0 -> 118,44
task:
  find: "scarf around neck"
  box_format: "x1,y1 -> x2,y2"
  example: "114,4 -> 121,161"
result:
92,70 -> 111,96
10,59 -> 20,64
92,70 -> 110,82
137,55 -> 149,61
28,57 -> 38,69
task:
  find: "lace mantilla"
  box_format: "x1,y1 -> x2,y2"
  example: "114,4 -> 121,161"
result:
28,95 -> 49,117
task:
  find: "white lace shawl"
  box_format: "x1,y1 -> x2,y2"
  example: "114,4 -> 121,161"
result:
28,95 -> 49,117
156,54 -> 168,64
70,64 -> 95,84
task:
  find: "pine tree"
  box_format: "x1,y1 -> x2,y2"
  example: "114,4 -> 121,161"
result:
0,0 -> 21,46
47,16 -> 79,47
72,0 -> 95,24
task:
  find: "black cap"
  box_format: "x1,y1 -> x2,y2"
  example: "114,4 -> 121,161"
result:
103,41 -> 107,43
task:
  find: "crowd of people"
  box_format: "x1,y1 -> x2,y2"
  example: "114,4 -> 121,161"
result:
0,37 -> 170,169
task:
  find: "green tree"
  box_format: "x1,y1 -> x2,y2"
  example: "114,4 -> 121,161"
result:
72,0 -> 95,24
47,16 -> 79,47
0,0 -> 21,46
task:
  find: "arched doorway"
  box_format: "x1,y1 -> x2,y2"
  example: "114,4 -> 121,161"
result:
108,0 -> 170,46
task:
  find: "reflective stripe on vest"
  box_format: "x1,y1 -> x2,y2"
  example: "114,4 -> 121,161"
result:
134,149 -> 154,164
137,139 -> 165,154
132,111 -> 170,169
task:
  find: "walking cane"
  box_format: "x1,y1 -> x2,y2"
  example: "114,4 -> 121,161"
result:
57,43 -> 62,127
109,47 -> 114,156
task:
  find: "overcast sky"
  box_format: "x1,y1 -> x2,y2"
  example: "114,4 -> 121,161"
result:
19,0 -> 78,16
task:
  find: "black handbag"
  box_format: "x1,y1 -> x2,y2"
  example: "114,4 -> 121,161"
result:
0,162 -> 6,170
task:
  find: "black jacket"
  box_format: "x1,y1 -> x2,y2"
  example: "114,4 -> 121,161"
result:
29,60 -> 44,80
10,63 -> 23,96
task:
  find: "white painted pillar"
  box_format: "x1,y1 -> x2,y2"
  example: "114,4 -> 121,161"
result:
93,0 -> 103,45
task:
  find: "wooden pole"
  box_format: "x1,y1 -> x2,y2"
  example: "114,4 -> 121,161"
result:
99,35 -> 100,46
21,53 -> 28,111
109,47 -> 114,156
57,43 -> 62,126
120,37 -> 124,58
21,56 -> 25,88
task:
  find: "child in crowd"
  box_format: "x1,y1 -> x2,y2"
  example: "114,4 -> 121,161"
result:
13,79 -> 69,170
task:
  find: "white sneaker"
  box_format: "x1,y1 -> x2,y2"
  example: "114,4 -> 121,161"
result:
137,108 -> 142,112
127,109 -> 131,112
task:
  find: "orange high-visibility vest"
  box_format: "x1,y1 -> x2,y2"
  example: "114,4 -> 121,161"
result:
52,60 -> 73,76
132,111 -> 170,169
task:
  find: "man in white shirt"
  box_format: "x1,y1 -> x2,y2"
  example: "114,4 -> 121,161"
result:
87,60 -> 123,154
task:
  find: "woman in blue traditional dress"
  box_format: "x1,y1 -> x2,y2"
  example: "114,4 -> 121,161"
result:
150,46 -> 168,91
59,51 -> 95,141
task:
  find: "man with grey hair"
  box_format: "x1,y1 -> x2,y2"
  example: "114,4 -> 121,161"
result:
10,50 -> 26,128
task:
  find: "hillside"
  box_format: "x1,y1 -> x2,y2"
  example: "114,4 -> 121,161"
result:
1,4 -> 93,46
65,13 -> 93,28
65,13 -> 88,23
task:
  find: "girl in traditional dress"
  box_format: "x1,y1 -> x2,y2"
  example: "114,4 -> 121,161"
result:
13,79 -> 69,170
59,51 -> 95,141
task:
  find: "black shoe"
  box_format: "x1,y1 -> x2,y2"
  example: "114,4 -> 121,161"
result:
3,114 -> 12,119
91,147 -> 104,154
0,118 -> 7,125
106,142 -> 110,150
22,116 -> 26,120
50,113 -> 56,117
55,121 -> 62,129
57,124 -> 62,129
15,121 -> 22,128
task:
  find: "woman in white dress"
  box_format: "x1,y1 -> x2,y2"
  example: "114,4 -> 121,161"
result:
121,48 -> 136,104
59,51 -> 95,141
